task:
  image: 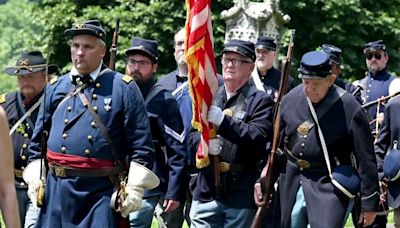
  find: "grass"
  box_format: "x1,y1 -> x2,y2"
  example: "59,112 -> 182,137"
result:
345,211 -> 394,227
151,217 -> 189,228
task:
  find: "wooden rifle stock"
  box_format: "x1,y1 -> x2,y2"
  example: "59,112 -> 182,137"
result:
251,30 -> 296,228
109,18 -> 120,71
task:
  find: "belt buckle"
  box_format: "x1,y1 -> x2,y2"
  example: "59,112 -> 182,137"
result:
54,166 -> 67,177
296,159 -> 311,169
14,169 -> 23,178
219,162 -> 230,173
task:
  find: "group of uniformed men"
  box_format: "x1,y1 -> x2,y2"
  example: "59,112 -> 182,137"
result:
1,18 -> 400,228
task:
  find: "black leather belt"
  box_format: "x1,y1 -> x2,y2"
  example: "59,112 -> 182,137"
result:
286,150 -> 323,170
49,165 -> 119,177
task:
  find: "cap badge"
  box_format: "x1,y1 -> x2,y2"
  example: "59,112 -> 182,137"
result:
18,59 -> 29,67
74,23 -> 85,29
233,46 -> 239,52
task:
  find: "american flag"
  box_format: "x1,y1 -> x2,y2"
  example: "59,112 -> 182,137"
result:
185,0 -> 218,168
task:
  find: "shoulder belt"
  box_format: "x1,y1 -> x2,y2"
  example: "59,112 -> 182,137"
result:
77,92 -> 125,172
145,84 -> 164,104
122,75 -> 133,84
0,93 -> 7,104
286,86 -> 347,150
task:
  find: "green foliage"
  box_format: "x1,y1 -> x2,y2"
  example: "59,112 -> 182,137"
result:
1,0 -> 400,92
0,0 -> 40,93
280,0 -> 400,80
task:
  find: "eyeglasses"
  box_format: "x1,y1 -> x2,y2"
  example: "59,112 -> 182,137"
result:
175,41 -> 184,47
127,59 -> 151,68
365,52 -> 382,60
221,58 -> 252,67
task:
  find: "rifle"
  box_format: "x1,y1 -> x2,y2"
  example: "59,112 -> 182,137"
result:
251,30 -> 296,228
362,91 -> 400,109
108,18 -> 120,71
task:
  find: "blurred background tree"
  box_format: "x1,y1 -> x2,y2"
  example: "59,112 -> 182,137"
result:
1,0 -> 400,93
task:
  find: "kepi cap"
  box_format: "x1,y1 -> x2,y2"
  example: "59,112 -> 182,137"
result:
65,19 -> 107,42
363,40 -> 386,53
4,50 -> 58,76
298,51 -> 332,79
125,37 -> 158,63
321,44 -> 342,65
222,39 -> 256,62
255,36 -> 277,51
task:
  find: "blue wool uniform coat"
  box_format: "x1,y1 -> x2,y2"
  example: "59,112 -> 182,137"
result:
189,82 -> 274,209
279,85 -> 379,228
158,70 -> 224,168
375,95 -> 400,207
139,79 -> 187,202
1,91 -> 42,187
355,69 -> 399,132
29,65 -> 154,228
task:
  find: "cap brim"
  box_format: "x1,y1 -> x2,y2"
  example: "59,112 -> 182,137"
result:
4,64 -> 58,76
125,48 -> 157,62
65,29 -> 105,42
388,180 -> 400,208
255,45 -> 276,51
298,73 -> 329,79
222,49 -> 249,59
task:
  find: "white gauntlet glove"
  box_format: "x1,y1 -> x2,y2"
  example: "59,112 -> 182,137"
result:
116,162 -> 160,218
209,138 -> 222,155
23,159 -> 46,208
207,105 -> 224,126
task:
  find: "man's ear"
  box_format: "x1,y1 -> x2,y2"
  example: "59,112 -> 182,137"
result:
152,63 -> 158,73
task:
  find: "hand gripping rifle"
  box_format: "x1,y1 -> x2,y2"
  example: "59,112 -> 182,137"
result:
108,18 -> 120,71
251,30 -> 296,228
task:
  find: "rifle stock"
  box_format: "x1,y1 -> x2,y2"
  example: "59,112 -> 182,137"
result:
109,18 -> 120,71
251,30 -> 296,228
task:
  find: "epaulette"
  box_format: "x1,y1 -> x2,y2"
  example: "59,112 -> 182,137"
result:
50,77 -> 58,85
122,75 -> 133,84
0,93 -> 6,104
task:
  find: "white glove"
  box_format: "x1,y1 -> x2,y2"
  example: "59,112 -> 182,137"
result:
209,138 -> 222,155
117,162 -> 160,218
23,159 -> 46,208
207,105 -> 224,126
27,179 -> 43,208
119,186 -> 144,218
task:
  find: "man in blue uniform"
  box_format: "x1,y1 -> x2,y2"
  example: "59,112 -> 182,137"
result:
273,50 -> 379,228
251,36 -> 296,99
125,37 -> 187,228
189,39 -> 274,227
1,50 -> 57,227
321,44 -> 363,104
353,40 -> 400,227
375,94 -> 400,228
157,28 -> 194,227
24,20 -> 159,227
353,40 -> 400,135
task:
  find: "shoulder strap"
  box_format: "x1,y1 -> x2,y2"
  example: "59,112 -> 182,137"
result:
9,94 -> 43,135
145,84 -> 164,104
315,85 -> 346,119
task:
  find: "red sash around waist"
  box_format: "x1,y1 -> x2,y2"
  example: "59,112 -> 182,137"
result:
47,149 -> 115,169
